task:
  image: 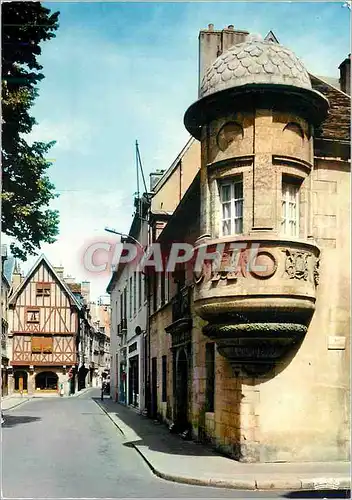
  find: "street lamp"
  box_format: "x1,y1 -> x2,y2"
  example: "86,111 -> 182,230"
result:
104,227 -> 144,250
104,226 -> 146,273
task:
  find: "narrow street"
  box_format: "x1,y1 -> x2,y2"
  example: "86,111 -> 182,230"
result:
1,389 -> 283,499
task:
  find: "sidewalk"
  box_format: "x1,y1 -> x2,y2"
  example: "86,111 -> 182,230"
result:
1,386 -> 92,411
94,397 -> 351,492
1,395 -> 33,411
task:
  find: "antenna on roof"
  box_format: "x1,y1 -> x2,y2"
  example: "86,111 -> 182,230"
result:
136,141 -> 148,194
135,140 -> 140,216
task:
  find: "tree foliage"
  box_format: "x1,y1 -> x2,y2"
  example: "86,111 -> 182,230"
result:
2,2 -> 60,260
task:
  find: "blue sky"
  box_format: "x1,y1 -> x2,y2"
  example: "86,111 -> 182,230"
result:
4,1 -> 350,300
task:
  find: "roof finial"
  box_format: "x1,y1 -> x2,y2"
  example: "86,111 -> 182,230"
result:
264,30 -> 279,44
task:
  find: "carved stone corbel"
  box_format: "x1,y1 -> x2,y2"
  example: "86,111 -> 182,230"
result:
284,249 -> 309,281
314,257 -> 320,287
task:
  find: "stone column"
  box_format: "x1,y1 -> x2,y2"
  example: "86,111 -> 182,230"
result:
199,127 -> 212,237
7,371 -> 14,395
28,369 -> 35,395
252,110 -> 276,231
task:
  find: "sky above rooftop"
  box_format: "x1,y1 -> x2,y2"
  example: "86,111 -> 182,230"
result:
3,1 -> 350,300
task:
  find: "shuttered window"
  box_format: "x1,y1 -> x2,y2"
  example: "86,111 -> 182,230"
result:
32,337 -> 53,353
36,283 -> 51,297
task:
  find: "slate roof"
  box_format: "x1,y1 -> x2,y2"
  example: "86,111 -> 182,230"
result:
310,74 -> 351,142
200,38 -> 312,98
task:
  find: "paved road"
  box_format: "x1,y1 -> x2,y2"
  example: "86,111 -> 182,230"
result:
1,390 -> 348,499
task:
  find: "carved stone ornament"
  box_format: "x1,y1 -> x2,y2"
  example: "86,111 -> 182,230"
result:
284,249 -> 309,281
217,121 -> 244,151
193,264 -> 205,285
249,250 -> 278,279
203,322 -> 308,377
210,249 -> 248,283
314,257 -> 320,287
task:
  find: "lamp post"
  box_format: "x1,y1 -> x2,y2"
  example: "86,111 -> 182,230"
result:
104,226 -> 151,417
105,227 -> 144,250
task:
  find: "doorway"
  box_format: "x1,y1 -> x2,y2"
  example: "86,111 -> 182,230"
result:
119,363 -> 126,404
14,370 -> 28,392
175,347 -> 189,429
128,355 -> 139,407
35,371 -> 58,391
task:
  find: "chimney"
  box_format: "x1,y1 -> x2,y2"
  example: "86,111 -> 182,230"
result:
54,266 -> 64,280
1,244 -> 7,260
198,24 -> 250,96
1,245 -> 7,270
12,263 -> 22,289
81,281 -> 90,303
149,170 -> 165,191
339,54 -> 351,95
64,276 -> 76,284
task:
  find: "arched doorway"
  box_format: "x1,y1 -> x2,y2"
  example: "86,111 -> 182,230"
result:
35,371 -> 58,391
14,370 -> 28,392
176,348 -> 189,429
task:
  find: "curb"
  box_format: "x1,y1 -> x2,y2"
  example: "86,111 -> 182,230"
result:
1,397 -> 33,411
93,400 -> 351,492
73,387 -> 93,398
142,466 -> 350,492
94,399 -> 125,436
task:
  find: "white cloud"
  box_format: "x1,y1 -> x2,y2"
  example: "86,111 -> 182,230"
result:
25,119 -> 92,153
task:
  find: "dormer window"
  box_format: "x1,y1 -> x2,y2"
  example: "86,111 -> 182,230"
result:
36,283 -> 51,297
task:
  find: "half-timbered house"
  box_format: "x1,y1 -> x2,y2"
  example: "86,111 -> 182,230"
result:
7,255 -> 83,396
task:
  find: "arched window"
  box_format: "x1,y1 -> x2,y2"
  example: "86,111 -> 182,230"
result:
35,371 -> 58,391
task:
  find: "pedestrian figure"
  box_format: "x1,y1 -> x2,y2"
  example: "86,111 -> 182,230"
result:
101,379 -> 106,401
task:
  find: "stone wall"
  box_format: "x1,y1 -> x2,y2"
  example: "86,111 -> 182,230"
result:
150,303 -> 173,421
150,109 -> 350,462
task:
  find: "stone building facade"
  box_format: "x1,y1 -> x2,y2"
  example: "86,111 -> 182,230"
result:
108,138 -> 200,413
148,28 -> 350,462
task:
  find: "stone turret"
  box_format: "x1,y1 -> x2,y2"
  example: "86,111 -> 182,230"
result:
184,37 -> 329,377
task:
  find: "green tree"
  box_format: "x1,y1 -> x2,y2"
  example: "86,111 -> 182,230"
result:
2,1 -> 60,260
